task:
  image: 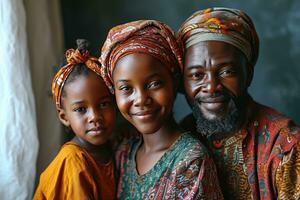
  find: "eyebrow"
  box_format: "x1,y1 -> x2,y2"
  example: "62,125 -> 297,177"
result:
147,73 -> 161,79
116,73 -> 161,83
186,65 -> 204,70
71,100 -> 84,106
187,62 -> 237,70
116,79 -> 130,84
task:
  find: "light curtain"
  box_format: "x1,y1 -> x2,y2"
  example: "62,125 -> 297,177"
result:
0,0 -> 39,199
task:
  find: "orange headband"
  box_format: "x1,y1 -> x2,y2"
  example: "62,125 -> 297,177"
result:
51,48 -> 102,109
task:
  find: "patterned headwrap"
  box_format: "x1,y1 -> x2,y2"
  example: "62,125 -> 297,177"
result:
177,7 -> 259,68
100,20 -> 183,94
52,46 -> 102,109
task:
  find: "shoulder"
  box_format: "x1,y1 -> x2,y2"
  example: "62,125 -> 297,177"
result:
116,137 -> 140,154
35,142 -> 91,194
251,101 -> 299,133
172,133 -> 210,166
40,142 -> 91,177
115,137 -> 141,168
249,101 -> 300,154
56,141 -> 89,164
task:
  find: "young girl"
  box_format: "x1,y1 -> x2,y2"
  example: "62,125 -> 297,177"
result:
100,20 -> 223,199
33,39 -> 116,200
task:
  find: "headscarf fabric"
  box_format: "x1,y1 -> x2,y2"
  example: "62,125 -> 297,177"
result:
52,48 -> 102,109
100,20 -> 183,94
177,7 -> 259,68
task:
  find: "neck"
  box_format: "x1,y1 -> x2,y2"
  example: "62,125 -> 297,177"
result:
140,117 -> 182,153
72,136 -> 112,163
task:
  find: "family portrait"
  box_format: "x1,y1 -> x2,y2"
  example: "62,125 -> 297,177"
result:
1,0 -> 299,199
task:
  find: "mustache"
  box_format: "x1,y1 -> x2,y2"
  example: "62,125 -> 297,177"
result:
195,92 -> 234,103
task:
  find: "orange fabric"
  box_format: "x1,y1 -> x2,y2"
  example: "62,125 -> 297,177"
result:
33,141 -> 116,200
52,48 -> 102,109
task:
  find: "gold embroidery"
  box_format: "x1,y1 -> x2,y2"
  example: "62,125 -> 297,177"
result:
275,143 -> 300,200
210,132 -> 252,200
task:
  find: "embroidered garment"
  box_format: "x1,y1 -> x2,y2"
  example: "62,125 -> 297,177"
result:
208,131 -> 253,200
33,141 -> 116,200
116,132 -> 223,200
181,99 -> 300,200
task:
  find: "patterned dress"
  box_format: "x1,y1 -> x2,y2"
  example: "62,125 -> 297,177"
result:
116,132 -> 223,200
181,98 -> 300,200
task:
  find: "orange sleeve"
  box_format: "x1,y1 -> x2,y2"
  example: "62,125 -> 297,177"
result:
33,145 -> 99,200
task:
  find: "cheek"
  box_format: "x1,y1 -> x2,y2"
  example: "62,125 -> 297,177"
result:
154,88 -> 175,110
115,93 -> 131,114
222,78 -> 244,96
68,115 -> 84,131
184,79 -> 198,98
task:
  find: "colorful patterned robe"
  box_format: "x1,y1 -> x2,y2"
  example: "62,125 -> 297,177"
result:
115,132 -> 224,200
181,99 -> 300,200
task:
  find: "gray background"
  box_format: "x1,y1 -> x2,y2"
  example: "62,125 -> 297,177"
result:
61,0 -> 300,125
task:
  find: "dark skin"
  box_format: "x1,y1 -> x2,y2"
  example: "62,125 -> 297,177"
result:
57,73 -> 116,164
184,41 -> 251,130
113,53 -> 181,175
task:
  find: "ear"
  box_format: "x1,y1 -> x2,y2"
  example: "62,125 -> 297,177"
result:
57,107 -> 70,127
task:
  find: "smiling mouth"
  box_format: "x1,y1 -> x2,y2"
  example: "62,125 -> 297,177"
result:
132,110 -> 158,120
198,98 -> 229,111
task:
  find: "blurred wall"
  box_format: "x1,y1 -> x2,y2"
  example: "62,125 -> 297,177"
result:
60,0 -> 300,124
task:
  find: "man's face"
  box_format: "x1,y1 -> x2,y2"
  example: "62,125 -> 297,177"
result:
184,41 -> 249,138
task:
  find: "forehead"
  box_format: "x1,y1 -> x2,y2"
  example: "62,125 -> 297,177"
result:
64,74 -> 110,98
184,41 -> 246,68
113,53 -> 170,80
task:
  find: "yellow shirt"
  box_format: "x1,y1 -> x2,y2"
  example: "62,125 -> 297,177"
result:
33,141 -> 116,200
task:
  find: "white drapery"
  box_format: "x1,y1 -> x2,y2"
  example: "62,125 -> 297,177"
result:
0,0 -> 39,199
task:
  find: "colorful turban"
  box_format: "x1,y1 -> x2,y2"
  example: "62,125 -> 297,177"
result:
177,7 -> 259,68
52,48 -> 102,109
99,20 -> 183,94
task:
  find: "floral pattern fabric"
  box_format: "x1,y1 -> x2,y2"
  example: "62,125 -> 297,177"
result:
182,98 -> 300,200
116,132 -> 223,200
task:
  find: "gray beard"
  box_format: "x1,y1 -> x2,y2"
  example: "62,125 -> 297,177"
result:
187,97 -> 241,139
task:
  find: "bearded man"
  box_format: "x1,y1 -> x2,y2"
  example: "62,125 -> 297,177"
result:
177,7 -> 300,200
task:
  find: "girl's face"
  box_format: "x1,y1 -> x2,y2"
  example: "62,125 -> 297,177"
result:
58,73 -> 116,145
113,53 -> 176,134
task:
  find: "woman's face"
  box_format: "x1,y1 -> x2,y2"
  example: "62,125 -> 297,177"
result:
113,53 -> 176,134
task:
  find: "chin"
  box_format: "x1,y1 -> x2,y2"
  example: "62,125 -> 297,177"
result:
134,124 -> 161,135
188,97 -> 241,139
201,111 -> 227,121
90,138 -> 109,146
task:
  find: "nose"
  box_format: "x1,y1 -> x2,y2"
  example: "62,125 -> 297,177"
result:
88,108 -> 103,124
133,89 -> 152,107
201,73 -> 222,94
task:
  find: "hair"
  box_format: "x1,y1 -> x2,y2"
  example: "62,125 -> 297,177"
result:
54,39 -> 95,100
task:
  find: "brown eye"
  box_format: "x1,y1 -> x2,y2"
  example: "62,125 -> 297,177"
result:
73,107 -> 86,113
148,80 -> 162,89
219,69 -> 235,77
119,85 -> 132,93
99,100 -> 112,109
191,72 -> 204,80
